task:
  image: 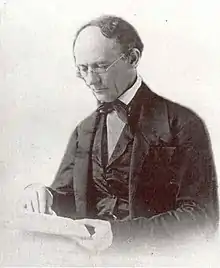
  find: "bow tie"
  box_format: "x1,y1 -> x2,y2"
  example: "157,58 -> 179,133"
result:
97,99 -> 128,123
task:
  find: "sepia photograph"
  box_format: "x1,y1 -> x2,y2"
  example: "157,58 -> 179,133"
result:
0,0 -> 220,266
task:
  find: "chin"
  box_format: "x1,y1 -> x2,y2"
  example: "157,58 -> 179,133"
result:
95,94 -> 114,103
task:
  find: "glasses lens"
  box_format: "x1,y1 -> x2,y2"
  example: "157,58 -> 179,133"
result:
76,54 -> 125,78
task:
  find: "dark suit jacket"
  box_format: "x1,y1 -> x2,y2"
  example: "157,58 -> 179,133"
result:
50,83 -> 218,247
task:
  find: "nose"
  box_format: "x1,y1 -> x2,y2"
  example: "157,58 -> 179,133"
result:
84,70 -> 101,87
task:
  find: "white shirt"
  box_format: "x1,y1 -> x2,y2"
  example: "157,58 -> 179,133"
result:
107,74 -> 142,159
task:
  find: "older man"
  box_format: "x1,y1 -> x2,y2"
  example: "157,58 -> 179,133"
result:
22,15 -> 218,250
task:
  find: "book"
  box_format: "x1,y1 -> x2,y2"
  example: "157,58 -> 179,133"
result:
7,212 -> 91,239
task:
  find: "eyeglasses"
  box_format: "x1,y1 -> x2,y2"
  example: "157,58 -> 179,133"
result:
76,53 -> 125,78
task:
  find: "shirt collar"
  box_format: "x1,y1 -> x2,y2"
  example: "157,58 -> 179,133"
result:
118,74 -> 142,105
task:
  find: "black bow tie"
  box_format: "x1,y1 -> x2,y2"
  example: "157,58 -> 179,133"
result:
97,99 -> 128,123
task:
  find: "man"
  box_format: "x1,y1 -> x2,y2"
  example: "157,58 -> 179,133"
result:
22,15 -> 218,251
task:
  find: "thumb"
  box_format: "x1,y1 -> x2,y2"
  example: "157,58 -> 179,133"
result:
47,207 -> 57,216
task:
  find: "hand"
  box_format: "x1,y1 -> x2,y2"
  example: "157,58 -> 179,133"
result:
19,183 -> 55,215
73,219 -> 113,252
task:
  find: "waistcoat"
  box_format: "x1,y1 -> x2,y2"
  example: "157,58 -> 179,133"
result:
91,119 -> 134,220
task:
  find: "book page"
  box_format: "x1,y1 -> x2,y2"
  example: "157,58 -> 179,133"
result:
7,212 -> 91,239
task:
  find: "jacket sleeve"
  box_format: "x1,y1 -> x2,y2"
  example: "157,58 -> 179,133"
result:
110,116 -> 219,245
49,128 -> 78,218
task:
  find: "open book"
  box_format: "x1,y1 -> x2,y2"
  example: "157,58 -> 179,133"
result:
6,212 -> 113,252
7,212 -> 91,239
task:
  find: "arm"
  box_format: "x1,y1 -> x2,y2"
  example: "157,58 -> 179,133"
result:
20,128 -> 78,216
110,116 -> 219,245
49,128 -> 78,218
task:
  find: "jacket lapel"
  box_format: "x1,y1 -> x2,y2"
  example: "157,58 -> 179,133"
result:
128,84 -> 171,218
73,111 -> 98,217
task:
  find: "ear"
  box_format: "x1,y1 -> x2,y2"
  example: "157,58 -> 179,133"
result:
128,48 -> 141,68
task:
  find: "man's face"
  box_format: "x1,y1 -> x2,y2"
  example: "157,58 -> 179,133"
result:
74,26 -> 134,102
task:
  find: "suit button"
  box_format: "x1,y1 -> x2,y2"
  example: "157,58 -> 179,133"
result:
108,212 -> 117,220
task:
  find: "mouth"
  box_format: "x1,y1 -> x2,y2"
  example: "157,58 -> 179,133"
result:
93,88 -> 108,93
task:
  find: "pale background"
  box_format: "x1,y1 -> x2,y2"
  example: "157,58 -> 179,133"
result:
0,0 -> 220,220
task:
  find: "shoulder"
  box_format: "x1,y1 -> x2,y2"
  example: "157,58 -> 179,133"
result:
163,96 -> 202,124
77,110 -> 97,129
142,83 -> 205,127
138,83 -> 208,141
166,98 -> 207,135
148,92 -> 211,147
70,110 -> 97,138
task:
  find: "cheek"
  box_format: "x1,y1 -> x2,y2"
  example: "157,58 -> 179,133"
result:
112,70 -> 128,90
102,73 -> 116,89
105,68 -> 122,86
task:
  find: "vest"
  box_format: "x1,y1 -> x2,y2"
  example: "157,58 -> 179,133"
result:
91,118 -> 134,221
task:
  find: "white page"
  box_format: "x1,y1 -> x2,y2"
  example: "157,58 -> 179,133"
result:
7,212 -> 91,239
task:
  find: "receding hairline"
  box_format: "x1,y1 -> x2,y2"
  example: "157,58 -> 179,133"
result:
72,15 -> 144,57
73,25 -> 122,54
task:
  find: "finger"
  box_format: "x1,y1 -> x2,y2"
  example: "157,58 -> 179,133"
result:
47,207 -> 57,216
36,190 -> 46,213
25,200 -> 34,212
30,191 -> 40,212
45,189 -> 54,214
45,189 -> 53,207
17,197 -> 28,214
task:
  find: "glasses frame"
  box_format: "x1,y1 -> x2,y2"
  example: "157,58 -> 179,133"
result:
76,53 -> 126,78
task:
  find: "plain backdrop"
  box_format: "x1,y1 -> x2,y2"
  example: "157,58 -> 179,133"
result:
0,0 -> 220,219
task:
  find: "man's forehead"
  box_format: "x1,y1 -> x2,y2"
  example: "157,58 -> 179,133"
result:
74,26 -> 121,64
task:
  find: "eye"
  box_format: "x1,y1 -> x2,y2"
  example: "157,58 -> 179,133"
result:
78,65 -> 88,73
97,63 -> 109,68
93,63 -> 109,71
